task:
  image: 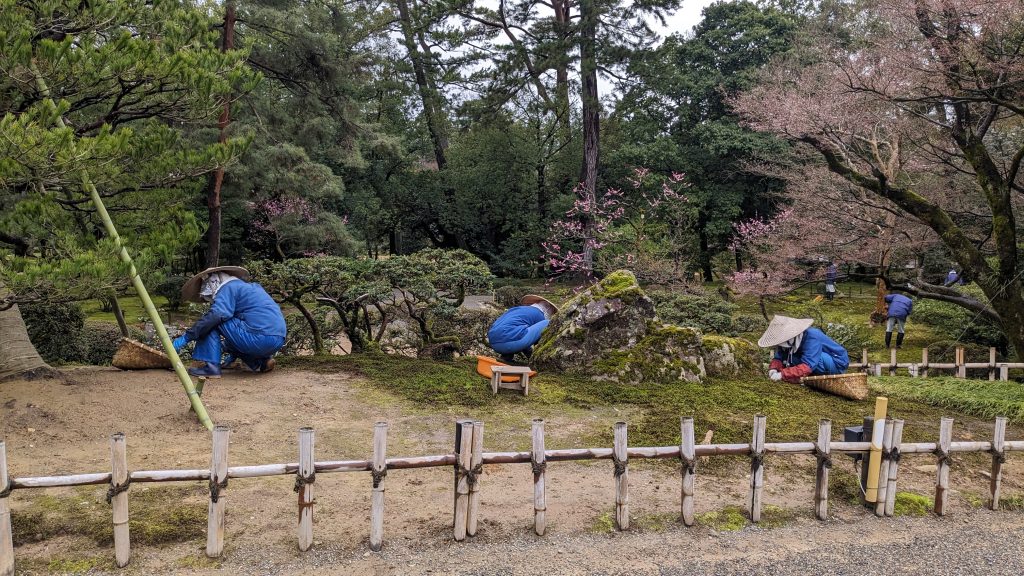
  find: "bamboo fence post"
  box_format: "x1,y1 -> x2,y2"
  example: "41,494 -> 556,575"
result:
989,348 -> 997,381
861,348 -> 869,372
680,417 -> 696,526
467,421 -> 484,537
999,363 -> 1008,381
934,417 -> 953,516
749,415 -> 766,523
206,426 -> 229,558
889,348 -> 897,376
865,397 -> 888,504
531,419 -> 547,536
874,421 -> 895,517
859,416 -> 874,500
990,417 -> 1007,511
370,422 -> 388,551
956,347 -> 966,378
452,418 -> 471,524
109,433 -> 131,567
813,419 -> 831,521
297,427 -> 315,552
921,348 -> 928,378
1,442 -> 13,576
613,422 -> 629,531
453,420 -> 473,541
884,419 -> 905,517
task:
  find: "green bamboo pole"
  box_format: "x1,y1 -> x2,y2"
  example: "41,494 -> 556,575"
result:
30,63 -> 213,430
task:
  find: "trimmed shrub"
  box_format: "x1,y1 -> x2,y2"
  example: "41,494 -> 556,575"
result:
153,275 -> 188,312
913,285 -> 1005,350
493,285 -> 529,308
822,321 -> 873,351
649,291 -> 736,335
733,314 -> 768,335
21,302 -> 88,364
81,322 -> 125,365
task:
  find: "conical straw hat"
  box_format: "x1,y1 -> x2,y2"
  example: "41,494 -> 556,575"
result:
181,266 -> 250,303
757,315 -> 814,348
520,294 -> 558,317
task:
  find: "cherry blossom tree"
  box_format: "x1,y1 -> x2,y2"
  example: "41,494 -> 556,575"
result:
735,0 -> 1024,356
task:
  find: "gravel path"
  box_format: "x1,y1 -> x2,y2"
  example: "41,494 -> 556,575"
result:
181,509 -> 1024,576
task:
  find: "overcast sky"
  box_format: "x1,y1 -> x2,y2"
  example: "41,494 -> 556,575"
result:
657,0 -> 718,38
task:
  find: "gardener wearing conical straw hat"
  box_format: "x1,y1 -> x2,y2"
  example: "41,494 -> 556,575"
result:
758,315 -> 849,383
487,295 -> 557,364
171,266 -> 287,378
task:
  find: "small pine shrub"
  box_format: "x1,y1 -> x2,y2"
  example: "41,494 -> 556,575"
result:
650,291 -> 736,335
493,285 -> 529,308
21,302 -> 88,364
822,321 -> 873,350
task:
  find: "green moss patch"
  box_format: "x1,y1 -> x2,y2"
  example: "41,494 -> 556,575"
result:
892,492 -> 933,516
696,506 -> 748,531
12,485 -> 206,547
870,376 -> 1024,422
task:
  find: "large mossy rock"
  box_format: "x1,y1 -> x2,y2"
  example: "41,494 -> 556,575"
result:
533,270 -> 760,383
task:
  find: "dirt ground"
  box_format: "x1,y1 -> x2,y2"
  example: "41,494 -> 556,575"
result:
1,366 -> 1022,575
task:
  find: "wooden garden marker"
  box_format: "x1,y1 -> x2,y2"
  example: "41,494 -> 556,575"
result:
921,348 -> 929,378
813,419 -> 831,521
531,419 -> 547,536
110,433 -> 131,567
889,348 -> 897,376
999,363 -> 1009,381
370,422 -> 388,551
934,417 -> 953,515
864,397 -> 888,503
989,348 -> 997,381
206,426 -> 229,558
749,415 -> 766,523
1,441 -> 14,576
874,420 -> 895,517
297,427 -> 315,551
467,421 -> 484,537
453,420 -> 473,541
861,348 -> 869,372
956,347 -> 966,378
613,421 -> 629,531
884,420 -> 905,517
990,417 -> 1007,510
680,417 -> 696,526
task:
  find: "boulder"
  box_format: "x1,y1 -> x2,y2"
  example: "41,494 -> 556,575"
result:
533,270 -> 761,383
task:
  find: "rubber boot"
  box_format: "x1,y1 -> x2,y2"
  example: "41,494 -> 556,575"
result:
896,332 -> 905,349
885,331 -> 892,349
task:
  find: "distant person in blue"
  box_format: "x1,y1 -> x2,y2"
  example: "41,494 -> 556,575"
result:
759,316 -> 849,383
944,269 -> 964,287
487,295 -> 557,363
172,266 -> 287,378
884,293 -> 913,349
824,261 -> 838,301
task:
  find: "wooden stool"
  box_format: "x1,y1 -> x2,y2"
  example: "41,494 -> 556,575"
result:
491,365 -> 532,395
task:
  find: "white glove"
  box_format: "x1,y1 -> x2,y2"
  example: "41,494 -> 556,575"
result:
768,370 -> 783,382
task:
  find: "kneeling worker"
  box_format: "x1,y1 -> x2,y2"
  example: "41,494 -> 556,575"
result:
758,316 -> 849,383
487,295 -> 557,363
172,266 -> 287,378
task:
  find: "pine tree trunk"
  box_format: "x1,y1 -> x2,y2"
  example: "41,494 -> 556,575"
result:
552,0 -> 572,142
395,0 -> 448,170
0,304 -> 57,382
204,0 -> 236,269
578,0 -> 600,277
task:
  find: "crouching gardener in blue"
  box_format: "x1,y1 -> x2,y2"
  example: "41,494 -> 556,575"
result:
487,295 -> 557,363
171,266 -> 287,378
758,315 -> 849,383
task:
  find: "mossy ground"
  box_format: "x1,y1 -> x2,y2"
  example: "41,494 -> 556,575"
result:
695,504 -> 795,531
892,491 -> 934,516
11,485 -> 206,547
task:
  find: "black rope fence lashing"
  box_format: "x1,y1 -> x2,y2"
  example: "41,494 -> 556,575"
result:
0,477 -> 13,499
680,454 -> 697,475
813,446 -> 832,469
457,463 -> 484,487
105,475 -> 131,504
209,475 -> 228,503
531,459 -> 547,477
750,452 -> 765,475
371,467 -> 387,489
612,453 -> 627,478
882,446 -> 902,464
293,470 -> 316,493
933,448 -> 952,466
991,448 -> 1007,465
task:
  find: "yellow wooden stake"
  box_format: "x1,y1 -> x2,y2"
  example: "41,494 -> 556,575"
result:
865,396 -> 888,503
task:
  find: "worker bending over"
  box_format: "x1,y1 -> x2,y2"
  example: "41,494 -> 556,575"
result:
758,315 -> 849,383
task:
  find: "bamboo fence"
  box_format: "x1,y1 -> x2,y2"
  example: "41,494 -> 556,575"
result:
0,414 -> 1021,571
856,346 -> 1024,380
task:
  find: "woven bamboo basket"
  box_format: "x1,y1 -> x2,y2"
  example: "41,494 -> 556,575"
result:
112,338 -> 172,370
800,372 -> 868,401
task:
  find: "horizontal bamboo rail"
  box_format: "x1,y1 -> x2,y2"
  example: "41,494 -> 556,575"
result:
857,346 -> 1024,380
0,416 -> 1021,569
